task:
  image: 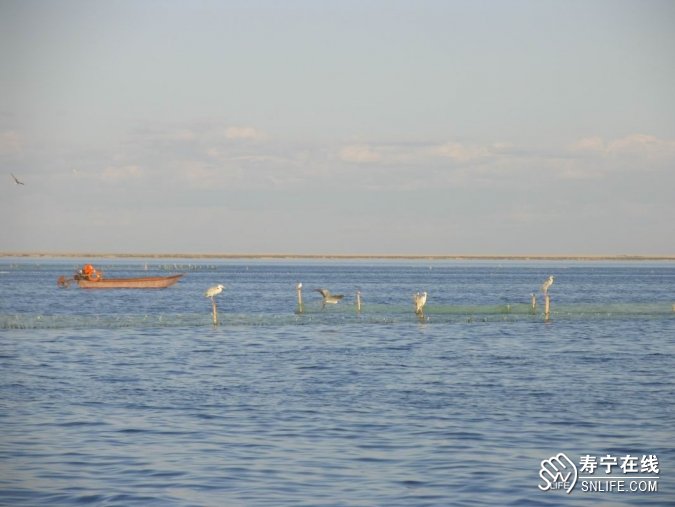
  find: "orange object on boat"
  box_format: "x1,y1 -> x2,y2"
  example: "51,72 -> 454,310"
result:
81,264 -> 101,281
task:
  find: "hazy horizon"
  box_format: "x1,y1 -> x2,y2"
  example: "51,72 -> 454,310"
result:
2,1 -> 674,256
2,250 -> 675,262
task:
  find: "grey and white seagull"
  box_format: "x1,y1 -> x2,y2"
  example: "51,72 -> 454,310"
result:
315,288 -> 344,309
11,173 -> 25,185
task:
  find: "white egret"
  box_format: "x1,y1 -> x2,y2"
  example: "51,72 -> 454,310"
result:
541,275 -> 554,295
414,291 -> 428,315
205,284 -> 225,299
205,284 -> 225,325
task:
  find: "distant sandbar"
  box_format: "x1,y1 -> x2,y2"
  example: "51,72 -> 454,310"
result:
2,252 -> 674,261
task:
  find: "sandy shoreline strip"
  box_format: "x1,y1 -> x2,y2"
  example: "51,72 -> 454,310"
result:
1,252 -> 674,261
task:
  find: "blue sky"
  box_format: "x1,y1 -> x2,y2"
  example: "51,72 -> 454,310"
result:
2,0 -> 674,255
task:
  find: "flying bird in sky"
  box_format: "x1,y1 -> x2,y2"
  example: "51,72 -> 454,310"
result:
11,173 -> 24,185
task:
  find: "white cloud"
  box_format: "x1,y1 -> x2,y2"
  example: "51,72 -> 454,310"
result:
224,126 -> 264,140
433,142 -> 489,162
101,164 -> 142,182
556,161 -> 605,181
607,134 -> 675,158
205,147 -> 221,158
179,161 -> 223,188
564,133 -> 675,182
339,140 -> 503,166
171,129 -> 197,141
570,134 -> 675,159
570,136 -> 605,153
0,130 -> 21,155
339,144 -> 382,163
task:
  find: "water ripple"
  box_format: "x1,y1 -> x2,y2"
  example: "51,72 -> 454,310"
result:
1,261 -> 674,505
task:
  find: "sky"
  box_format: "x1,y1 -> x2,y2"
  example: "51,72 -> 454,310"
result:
1,0 -> 674,256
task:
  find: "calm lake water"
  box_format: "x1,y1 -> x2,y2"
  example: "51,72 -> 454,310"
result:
1,259 -> 674,506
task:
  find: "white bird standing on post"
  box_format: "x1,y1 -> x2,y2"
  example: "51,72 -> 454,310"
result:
541,275 -> 554,296
205,284 -> 225,325
414,291 -> 428,315
205,284 -> 225,300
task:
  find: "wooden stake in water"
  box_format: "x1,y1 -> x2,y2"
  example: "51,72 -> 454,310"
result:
544,294 -> 551,321
531,293 -> 537,312
212,299 -> 218,325
296,282 -> 304,314
356,290 -> 362,313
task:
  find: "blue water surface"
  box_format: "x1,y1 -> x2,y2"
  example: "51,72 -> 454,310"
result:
1,259 -> 674,506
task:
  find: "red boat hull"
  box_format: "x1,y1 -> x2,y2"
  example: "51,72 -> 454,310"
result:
76,274 -> 183,289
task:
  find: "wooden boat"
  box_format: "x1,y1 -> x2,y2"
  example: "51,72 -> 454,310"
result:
75,274 -> 183,289
58,264 -> 183,289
